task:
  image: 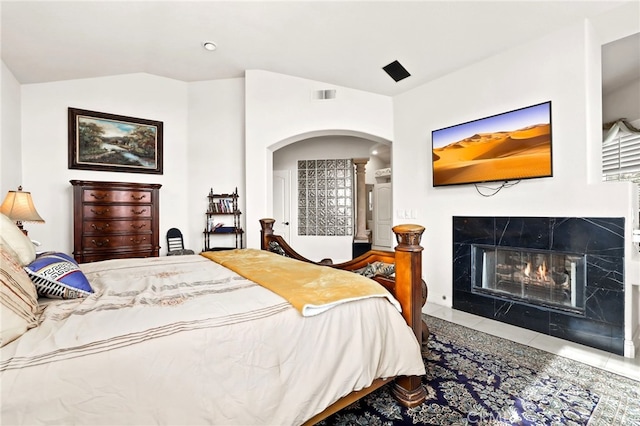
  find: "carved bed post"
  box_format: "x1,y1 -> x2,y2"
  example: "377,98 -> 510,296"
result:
259,218 -> 275,250
391,224 -> 427,407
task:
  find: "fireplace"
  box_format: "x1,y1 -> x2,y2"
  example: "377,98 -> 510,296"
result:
453,217 -> 625,355
472,245 -> 588,313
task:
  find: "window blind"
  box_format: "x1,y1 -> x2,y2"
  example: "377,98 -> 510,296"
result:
602,120 -> 640,205
603,132 -> 640,178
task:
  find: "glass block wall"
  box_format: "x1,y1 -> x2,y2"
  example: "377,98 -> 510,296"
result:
298,159 -> 353,236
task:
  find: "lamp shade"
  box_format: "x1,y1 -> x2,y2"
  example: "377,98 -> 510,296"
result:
0,187 -> 45,223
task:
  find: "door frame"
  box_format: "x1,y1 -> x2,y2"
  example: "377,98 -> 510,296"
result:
272,169 -> 291,242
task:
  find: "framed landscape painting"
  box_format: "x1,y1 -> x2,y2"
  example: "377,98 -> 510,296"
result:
68,108 -> 163,174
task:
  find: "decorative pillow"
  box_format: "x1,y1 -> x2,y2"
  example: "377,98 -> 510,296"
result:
1,246 -> 39,347
24,252 -> 93,299
268,241 -> 287,257
0,213 -> 36,266
354,261 -> 395,278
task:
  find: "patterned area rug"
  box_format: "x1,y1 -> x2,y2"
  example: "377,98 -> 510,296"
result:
319,315 -> 640,425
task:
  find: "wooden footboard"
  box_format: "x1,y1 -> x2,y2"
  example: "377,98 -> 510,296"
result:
259,218 -> 428,416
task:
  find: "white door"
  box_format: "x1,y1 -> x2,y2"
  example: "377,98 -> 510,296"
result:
373,183 -> 392,249
272,170 -> 291,241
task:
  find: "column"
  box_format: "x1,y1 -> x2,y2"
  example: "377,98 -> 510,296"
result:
353,158 -> 369,242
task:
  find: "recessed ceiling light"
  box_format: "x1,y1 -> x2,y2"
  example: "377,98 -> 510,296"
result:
202,41 -> 217,51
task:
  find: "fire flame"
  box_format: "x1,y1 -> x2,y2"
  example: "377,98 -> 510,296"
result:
537,261 -> 548,281
523,261 -> 549,282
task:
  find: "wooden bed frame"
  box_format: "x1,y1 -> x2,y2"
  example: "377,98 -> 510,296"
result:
259,218 -> 428,424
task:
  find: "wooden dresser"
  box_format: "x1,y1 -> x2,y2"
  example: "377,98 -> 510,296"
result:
71,180 -> 161,263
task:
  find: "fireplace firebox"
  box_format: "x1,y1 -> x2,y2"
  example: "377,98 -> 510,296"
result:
453,216 -> 625,355
472,245 -> 586,313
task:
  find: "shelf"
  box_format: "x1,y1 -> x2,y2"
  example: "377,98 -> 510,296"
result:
204,228 -> 244,234
204,187 -> 243,251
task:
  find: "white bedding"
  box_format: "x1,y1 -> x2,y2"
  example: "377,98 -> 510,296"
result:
0,254 -> 425,426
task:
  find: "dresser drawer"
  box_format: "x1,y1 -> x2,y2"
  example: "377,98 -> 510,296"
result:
79,250 -> 155,264
82,234 -> 153,250
82,189 -> 153,204
82,219 -> 152,234
83,205 -> 152,219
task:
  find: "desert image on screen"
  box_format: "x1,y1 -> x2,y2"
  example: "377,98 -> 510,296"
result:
432,104 -> 552,186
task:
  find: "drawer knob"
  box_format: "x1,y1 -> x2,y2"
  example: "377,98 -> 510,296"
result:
91,223 -> 110,231
89,192 -> 108,200
131,223 -> 147,229
131,208 -> 147,215
90,208 -> 110,215
91,239 -> 110,247
131,194 -> 147,201
130,237 -> 146,244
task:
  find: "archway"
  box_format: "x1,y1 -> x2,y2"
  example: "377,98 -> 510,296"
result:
270,131 -> 391,262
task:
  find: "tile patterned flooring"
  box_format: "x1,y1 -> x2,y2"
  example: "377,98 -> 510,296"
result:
424,302 -> 640,382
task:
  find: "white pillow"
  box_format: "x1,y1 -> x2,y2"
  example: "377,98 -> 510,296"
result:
0,213 -> 36,266
0,245 -> 39,346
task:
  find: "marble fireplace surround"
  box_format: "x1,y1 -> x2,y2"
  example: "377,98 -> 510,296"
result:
453,216 -> 625,355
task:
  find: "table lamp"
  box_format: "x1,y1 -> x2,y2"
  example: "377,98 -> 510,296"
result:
0,186 -> 45,235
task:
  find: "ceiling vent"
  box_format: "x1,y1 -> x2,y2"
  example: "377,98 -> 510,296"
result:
383,60 -> 411,82
313,89 -> 337,100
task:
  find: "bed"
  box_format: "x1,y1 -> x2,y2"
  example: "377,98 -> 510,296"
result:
1,214 -> 427,425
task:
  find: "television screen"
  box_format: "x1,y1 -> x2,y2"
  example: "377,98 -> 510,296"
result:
432,101 -> 552,187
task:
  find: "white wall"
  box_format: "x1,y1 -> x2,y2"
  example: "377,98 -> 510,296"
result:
13,68 -> 392,257
603,79 -> 640,123
187,78 -> 245,251
273,135 -> 377,262
366,153 -> 389,180
19,73 -> 189,254
394,20 -> 639,356
1,61 -> 22,194
245,70 -> 394,250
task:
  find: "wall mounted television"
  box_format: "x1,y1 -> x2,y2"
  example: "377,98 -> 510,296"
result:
432,101 -> 552,187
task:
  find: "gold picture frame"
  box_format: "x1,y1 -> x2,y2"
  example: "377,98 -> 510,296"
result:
68,107 -> 163,174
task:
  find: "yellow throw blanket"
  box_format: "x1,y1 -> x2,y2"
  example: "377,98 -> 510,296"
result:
201,249 -> 400,317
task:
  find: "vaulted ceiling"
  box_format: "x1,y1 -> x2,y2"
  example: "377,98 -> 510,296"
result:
2,1 -> 636,97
